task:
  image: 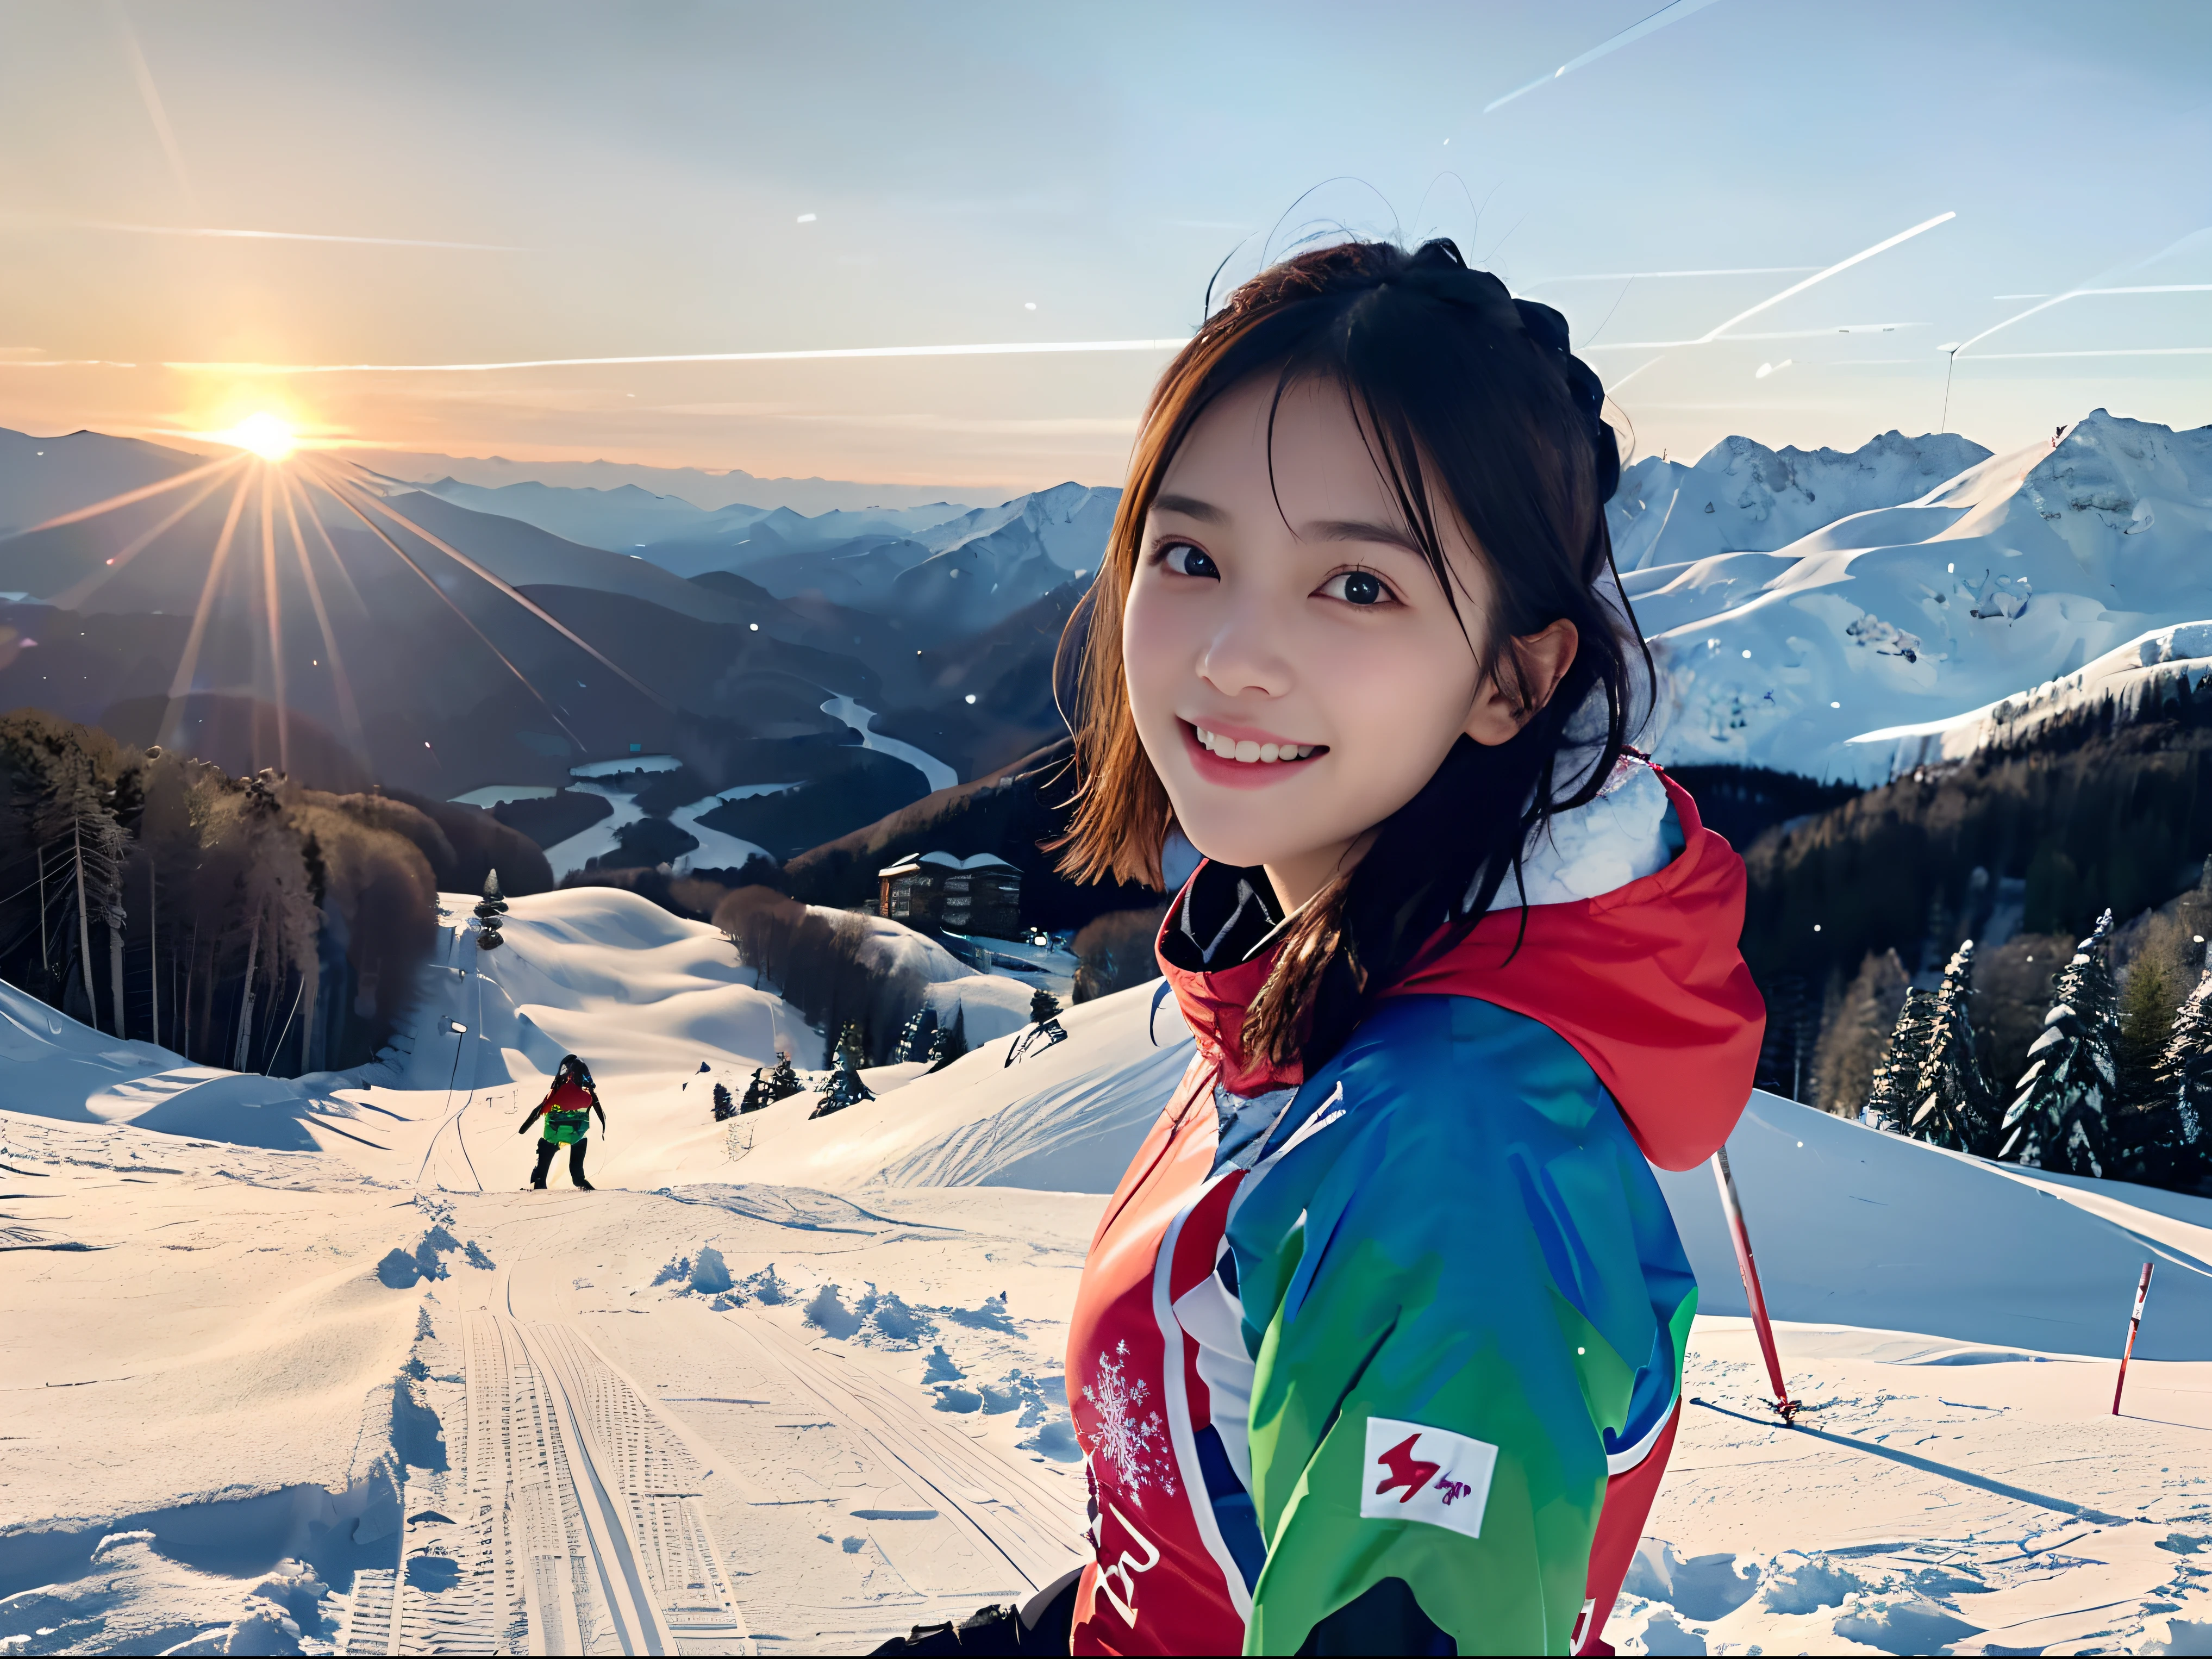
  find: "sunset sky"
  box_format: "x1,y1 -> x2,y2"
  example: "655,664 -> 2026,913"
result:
2,1 -> 2207,497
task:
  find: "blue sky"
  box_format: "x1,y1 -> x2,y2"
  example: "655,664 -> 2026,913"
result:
1,1 -> 2206,491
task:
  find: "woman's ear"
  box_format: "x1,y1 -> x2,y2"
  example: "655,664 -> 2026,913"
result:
1464,619 -> 1579,747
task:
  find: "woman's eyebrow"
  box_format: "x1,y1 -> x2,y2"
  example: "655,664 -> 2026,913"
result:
1299,517 -> 1426,556
1152,492 -> 1227,523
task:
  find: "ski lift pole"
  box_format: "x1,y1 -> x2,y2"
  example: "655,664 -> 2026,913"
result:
1710,1145 -> 1799,1423
2113,1262 -> 2154,1416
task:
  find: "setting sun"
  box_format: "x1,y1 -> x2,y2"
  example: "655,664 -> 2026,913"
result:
222,410 -> 298,460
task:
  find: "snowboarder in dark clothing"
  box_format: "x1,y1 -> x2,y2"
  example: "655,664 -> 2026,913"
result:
520,1053 -> 607,1189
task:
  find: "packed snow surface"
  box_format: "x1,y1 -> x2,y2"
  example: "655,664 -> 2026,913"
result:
6,884 -> 2212,1652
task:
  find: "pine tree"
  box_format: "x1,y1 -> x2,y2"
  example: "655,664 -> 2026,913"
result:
474,866 -> 508,952
1903,940 -> 1997,1153
810,1020 -> 876,1118
926,1006 -> 968,1073
1864,986 -> 1939,1130
2152,968 -> 2212,1187
740,1067 -> 771,1113
1811,949 -> 1910,1119
712,1081 -> 735,1121
1028,986 -> 1061,1025
766,1051 -> 803,1100
896,1005 -> 937,1063
2001,909 -> 2121,1176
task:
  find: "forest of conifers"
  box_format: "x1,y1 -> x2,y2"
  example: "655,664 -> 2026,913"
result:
0,709 -> 549,1076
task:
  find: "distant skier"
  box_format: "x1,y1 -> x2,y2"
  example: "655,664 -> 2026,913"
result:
519,1054 -> 607,1190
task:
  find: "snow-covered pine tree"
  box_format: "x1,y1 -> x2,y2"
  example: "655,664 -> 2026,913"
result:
711,1081 -> 735,1121
2152,966 -> 2212,1186
1028,986 -> 1061,1025
897,1005 -> 937,1063
1906,940 -> 1997,1153
766,1051 -> 803,1100
739,1067 -> 771,1113
1863,986 -> 1939,1131
2000,909 -> 2121,1176
926,1006 -> 968,1072
810,1021 -> 875,1118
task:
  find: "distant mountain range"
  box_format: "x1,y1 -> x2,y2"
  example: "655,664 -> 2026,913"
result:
1627,411 -> 2212,781
11,410 -> 2211,882
354,447 -> 1009,515
0,427 -> 1101,870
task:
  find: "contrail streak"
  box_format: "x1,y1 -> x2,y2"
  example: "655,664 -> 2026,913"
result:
1526,267 -> 1818,285
1694,214 -> 1955,344
1967,346 -> 2212,360
1485,0 -> 1726,114
69,220 -> 529,252
1957,227 -> 2212,357
1581,322 -> 1926,351
164,339 -> 1192,375
107,1 -> 197,215
6,453 -> 242,537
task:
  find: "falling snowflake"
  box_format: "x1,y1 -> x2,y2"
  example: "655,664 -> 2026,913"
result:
1079,1340 -> 1176,1501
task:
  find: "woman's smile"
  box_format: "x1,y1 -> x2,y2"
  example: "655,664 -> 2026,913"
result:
1180,719 -> 1326,788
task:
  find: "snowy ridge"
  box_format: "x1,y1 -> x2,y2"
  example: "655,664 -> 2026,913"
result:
1610,429 -> 1994,572
1849,619 -> 2212,775
1628,410 -> 2212,780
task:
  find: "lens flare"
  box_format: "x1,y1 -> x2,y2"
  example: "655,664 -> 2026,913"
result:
222,411 -> 297,460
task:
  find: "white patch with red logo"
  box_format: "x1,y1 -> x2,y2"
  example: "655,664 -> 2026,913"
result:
1358,1416 -> 1498,1539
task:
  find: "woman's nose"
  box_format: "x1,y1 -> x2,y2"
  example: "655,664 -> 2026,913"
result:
1196,594 -> 1295,700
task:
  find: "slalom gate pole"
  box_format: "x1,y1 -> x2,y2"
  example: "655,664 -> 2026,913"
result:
2113,1262 -> 2154,1416
1710,1146 -> 1799,1423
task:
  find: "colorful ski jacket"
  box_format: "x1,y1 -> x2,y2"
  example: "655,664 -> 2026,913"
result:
1065,764 -> 1762,1656
535,1078 -> 595,1144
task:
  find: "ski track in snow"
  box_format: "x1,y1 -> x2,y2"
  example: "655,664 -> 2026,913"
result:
7,890 -> 2212,1654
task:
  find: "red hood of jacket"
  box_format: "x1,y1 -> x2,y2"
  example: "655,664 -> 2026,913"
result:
1157,768 -> 1764,1171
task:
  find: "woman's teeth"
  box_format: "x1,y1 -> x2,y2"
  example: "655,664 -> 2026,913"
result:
1194,726 -> 1316,764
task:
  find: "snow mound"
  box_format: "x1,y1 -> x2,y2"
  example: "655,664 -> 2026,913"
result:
1657,1091 -> 2212,1361
1620,410 -> 2212,779
731,968 -> 2210,1362
0,978 -> 383,1150
733,979 -> 1195,1192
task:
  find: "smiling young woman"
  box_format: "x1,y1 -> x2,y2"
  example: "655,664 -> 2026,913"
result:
1016,240 -> 1768,1658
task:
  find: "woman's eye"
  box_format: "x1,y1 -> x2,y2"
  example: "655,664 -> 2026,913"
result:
1320,569 -> 1394,607
1161,542 -> 1219,579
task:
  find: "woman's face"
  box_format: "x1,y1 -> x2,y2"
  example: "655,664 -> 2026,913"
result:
1122,375 -> 1572,910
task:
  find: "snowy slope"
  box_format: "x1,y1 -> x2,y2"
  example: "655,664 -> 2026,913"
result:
1632,411 -> 2212,780
9,879 -> 2212,1655
1849,618 -> 2212,775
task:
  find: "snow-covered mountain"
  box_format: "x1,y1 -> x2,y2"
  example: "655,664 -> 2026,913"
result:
1630,411 -> 2212,781
1609,430 -> 1994,572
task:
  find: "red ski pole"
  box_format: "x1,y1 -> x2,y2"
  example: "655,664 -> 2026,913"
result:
1711,1145 -> 1799,1423
2113,1262 -> 2153,1416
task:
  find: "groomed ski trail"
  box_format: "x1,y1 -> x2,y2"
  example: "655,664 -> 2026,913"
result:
341,1253 -> 752,1655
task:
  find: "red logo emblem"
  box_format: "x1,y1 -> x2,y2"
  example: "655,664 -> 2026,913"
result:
1373,1433 -> 1441,1505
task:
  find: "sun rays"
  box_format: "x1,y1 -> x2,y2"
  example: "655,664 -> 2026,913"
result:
0,428 -> 669,784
